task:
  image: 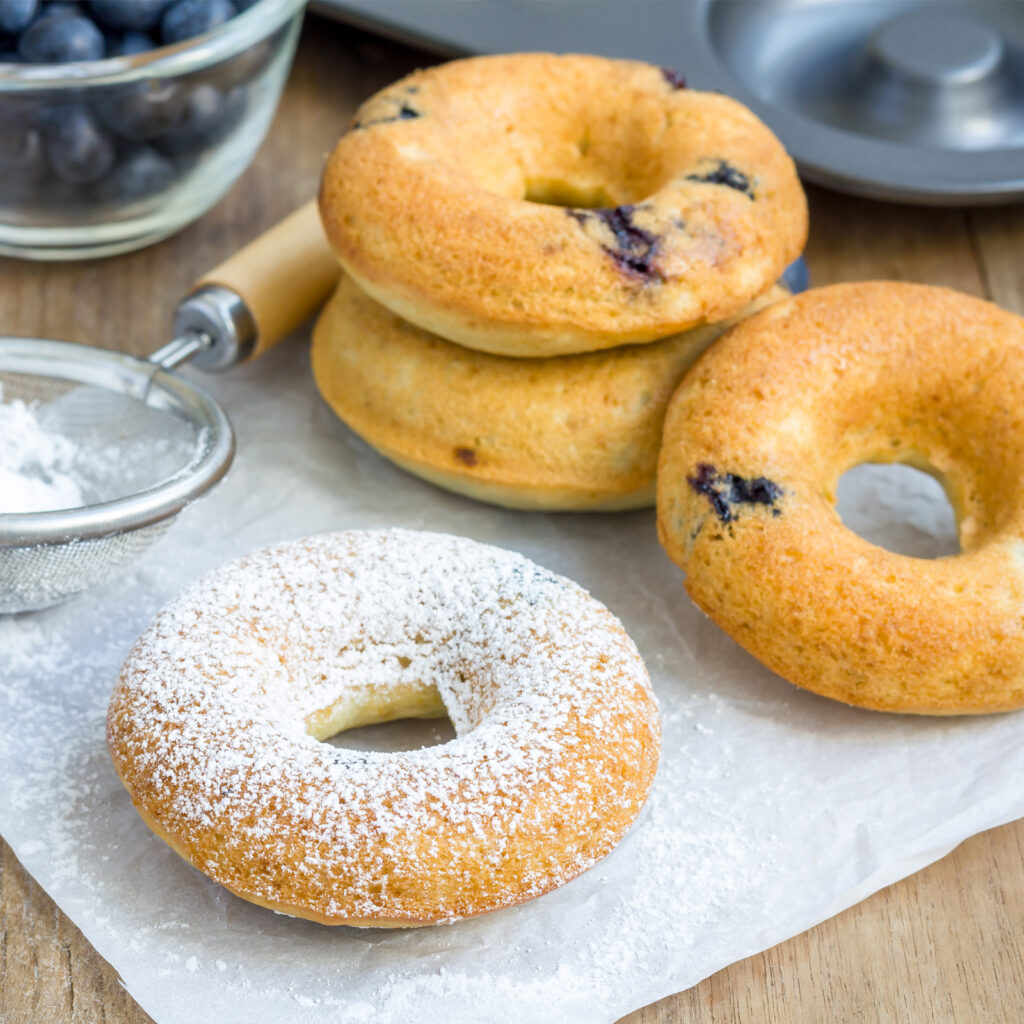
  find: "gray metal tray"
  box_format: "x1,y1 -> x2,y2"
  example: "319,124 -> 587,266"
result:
312,0 -> 1024,205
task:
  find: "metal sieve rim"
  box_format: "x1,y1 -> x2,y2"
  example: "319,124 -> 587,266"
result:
0,337 -> 234,547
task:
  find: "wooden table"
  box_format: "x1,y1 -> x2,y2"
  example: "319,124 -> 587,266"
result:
3,18 -> 1024,1024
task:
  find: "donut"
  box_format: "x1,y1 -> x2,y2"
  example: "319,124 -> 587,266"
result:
319,53 -> 807,357
312,275 -> 788,511
657,282 -> 1024,715
107,530 -> 660,926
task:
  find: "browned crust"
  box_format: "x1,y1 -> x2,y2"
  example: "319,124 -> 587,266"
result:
657,281 -> 1024,714
111,787 -> 650,929
319,53 -> 807,356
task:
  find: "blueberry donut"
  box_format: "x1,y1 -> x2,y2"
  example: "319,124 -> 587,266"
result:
657,283 -> 1024,714
312,275 -> 788,510
107,530 -> 660,925
319,53 -> 807,357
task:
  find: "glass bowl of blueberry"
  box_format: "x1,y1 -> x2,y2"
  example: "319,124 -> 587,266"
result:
0,0 -> 305,259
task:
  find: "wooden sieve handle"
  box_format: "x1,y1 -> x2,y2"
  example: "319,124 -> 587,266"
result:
172,199 -> 341,370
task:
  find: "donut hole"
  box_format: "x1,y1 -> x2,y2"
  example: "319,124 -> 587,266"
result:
484,102 -> 683,207
325,714 -> 456,754
835,462 -> 959,558
523,179 -> 618,209
306,679 -> 454,753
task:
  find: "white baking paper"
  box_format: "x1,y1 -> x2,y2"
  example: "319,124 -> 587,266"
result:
2,340 -> 1022,1024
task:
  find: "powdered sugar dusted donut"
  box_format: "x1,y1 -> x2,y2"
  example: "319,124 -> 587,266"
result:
107,530 -> 660,926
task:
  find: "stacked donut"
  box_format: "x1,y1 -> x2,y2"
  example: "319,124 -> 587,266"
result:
314,53 -> 808,511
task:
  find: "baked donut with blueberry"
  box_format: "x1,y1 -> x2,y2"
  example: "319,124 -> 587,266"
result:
319,53 -> 807,357
658,282 -> 1024,714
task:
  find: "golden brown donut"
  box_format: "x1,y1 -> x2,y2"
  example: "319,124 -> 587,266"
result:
107,530 -> 660,926
311,276 -> 787,511
319,53 -> 807,357
657,282 -> 1024,715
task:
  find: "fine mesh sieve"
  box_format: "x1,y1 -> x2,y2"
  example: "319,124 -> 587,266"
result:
0,200 -> 342,614
0,338 -> 234,613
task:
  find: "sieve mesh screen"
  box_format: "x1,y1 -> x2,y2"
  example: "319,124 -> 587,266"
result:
0,524 -> 171,615
1,371 -> 203,508
0,346 -> 231,616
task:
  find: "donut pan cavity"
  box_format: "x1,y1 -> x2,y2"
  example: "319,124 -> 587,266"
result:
705,0 -> 1024,203
316,0 -> 1024,204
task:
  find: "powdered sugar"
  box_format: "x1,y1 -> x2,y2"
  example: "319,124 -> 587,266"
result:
0,389 -> 83,513
109,529 -> 659,924
0,615 -> 72,676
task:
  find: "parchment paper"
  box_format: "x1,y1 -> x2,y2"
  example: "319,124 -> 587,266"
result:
2,339 -> 1021,1024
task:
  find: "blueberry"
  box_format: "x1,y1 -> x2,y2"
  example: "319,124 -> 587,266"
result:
154,82 -> 243,155
0,126 -> 47,186
19,13 -> 105,61
160,0 -> 234,44
209,35 -> 269,88
43,105 -> 115,182
36,1 -> 84,19
99,143 -> 174,199
781,256 -> 809,295
97,78 -> 184,138
109,29 -> 155,55
0,0 -> 39,33
87,0 -> 166,31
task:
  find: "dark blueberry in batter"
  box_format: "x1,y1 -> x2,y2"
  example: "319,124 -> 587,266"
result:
687,463 -> 782,523
43,105 -> 115,182
727,474 -> 782,507
353,102 -> 421,130
660,66 -> 686,89
686,160 -> 753,199
160,0 -> 235,44
19,12 -> 105,61
504,562 -> 561,607
454,446 -> 477,467
570,204 -> 662,279
0,0 -> 39,33
335,752 -> 368,766
688,463 -> 733,522
87,0 -> 166,31
99,143 -> 173,199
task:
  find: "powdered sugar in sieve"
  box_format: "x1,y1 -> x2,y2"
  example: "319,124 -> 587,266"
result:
0,337 -> 234,615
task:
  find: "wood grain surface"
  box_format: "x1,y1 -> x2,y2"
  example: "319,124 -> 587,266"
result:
3,17 -> 1024,1024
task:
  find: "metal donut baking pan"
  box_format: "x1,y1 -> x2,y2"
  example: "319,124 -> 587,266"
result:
313,0 -> 1024,205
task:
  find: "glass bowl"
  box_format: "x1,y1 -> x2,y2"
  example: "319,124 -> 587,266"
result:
0,0 -> 305,260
